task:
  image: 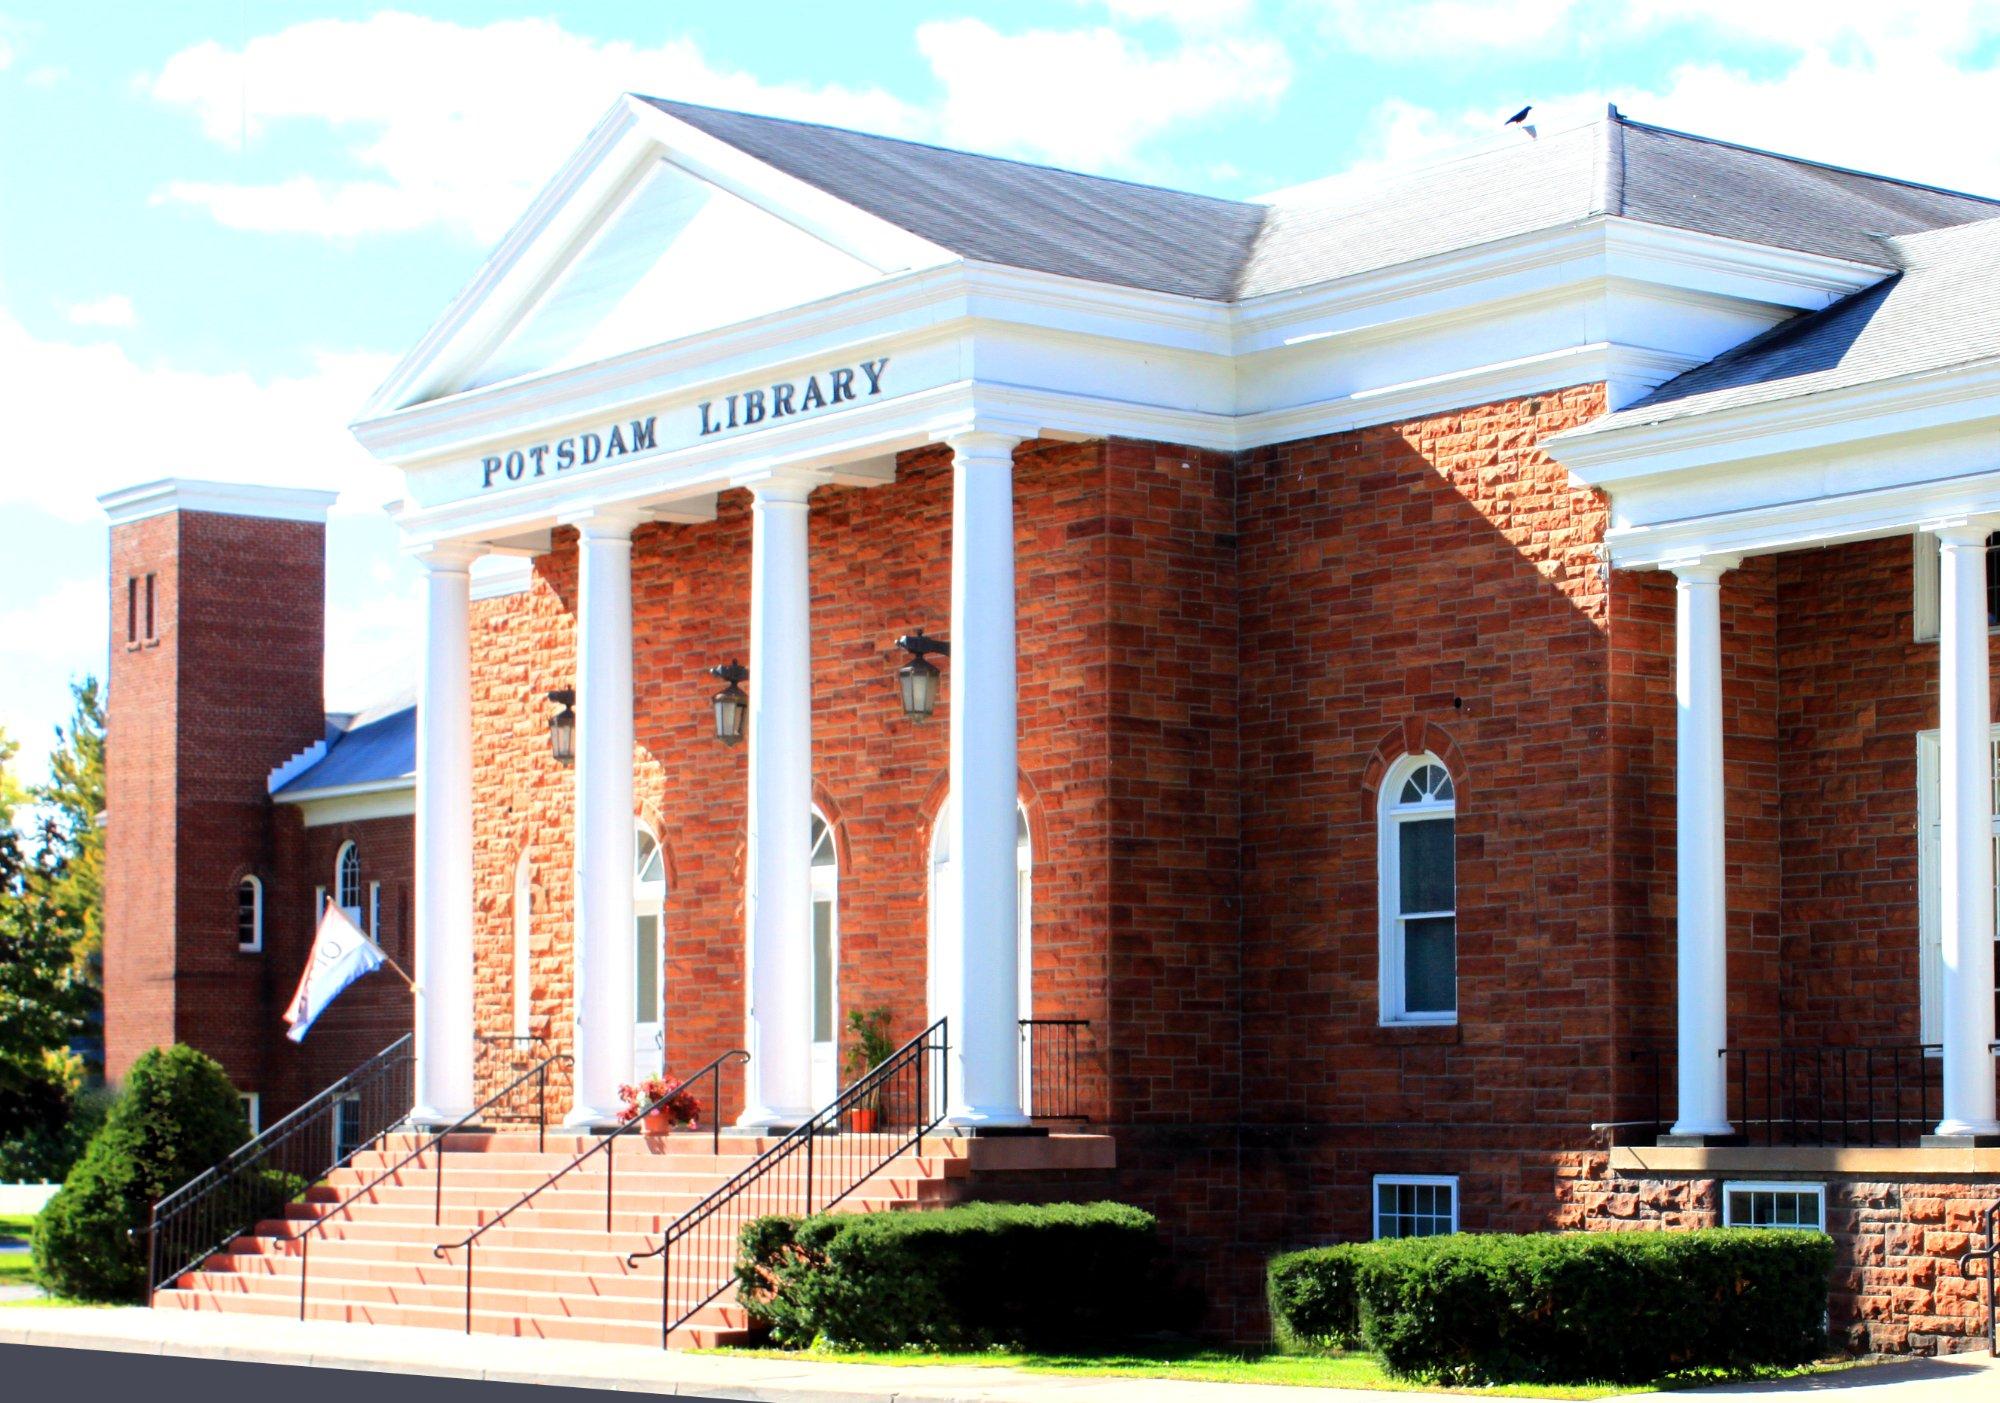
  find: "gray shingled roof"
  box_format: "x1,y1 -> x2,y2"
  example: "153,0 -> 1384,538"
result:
641,98 -> 2000,304
1570,215 -> 2000,433
643,98 -> 1265,301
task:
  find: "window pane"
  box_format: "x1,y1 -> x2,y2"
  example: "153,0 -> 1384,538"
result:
636,831 -> 664,883
812,899 -> 834,1043
1376,1180 -> 1455,1239
1403,917 -> 1457,1013
634,913 -> 659,1022
1726,1187 -> 1823,1231
1399,818 -> 1455,913
811,816 -> 835,868
237,880 -> 258,946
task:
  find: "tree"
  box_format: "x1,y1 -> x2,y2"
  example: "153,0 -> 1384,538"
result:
0,724 -> 24,818
33,677 -> 105,983
0,817 -> 91,1143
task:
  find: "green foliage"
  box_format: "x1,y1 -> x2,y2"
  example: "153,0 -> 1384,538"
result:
1266,1242 -> 1368,1353
1267,1229 -> 1833,1387
0,821 -> 93,1140
0,1084 -> 111,1183
842,1007 -> 897,1079
739,1200 -> 1186,1351
32,1045 -> 249,1302
32,678 -> 106,986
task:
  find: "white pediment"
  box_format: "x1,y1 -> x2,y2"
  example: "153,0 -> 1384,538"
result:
458,157 -> 885,394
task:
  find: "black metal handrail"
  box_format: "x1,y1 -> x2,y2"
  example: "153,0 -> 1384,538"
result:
297,1050 -> 568,1320
144,1034 -> 414,1301
431,1049 -> 749,1334
1019,1018 -> 1089,1120
625,1018 -> 949,1346
1629,1043 -> 1942,1147
1957,1202 -> 1998,1357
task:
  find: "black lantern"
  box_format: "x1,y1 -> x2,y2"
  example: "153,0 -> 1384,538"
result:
546,688 -> 576,766
894,631 -> 949,721
709,661 -> 749,745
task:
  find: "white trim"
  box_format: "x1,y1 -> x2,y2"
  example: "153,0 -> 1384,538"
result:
367,880 -> 381,942
1372,1173 -> 1460,1239
99,478 -> 338,526
1913,725 -> 2000,1048
1915,531 -> 1942,643
289,787 -> 417,828
239,1093 -> 262,1136
236,874 -> 263,953
632,819 -> 667,1075
472,558 -> 535,601
334,841 -> 362,916
1378,753 -> 1459,1026
1721,1181 -> 1827,1231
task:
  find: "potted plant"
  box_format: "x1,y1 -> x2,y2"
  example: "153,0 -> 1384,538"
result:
843,1008 -> 897,1132
617,1074 -> 701,1135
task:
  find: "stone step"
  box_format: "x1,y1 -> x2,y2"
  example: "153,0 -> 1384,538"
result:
176,1267 -> 753,1328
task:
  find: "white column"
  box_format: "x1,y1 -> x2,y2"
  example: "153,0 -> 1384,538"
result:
1935,524 -> 2000,1139
737,476 -> 816,1129
1669,556 -> 1739,1140
943,431 -> 1029,1130
411,544 -> 480,1126
564,509 -> 643,1129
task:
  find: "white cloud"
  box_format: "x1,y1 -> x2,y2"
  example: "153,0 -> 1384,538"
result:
64,294 -> 136,328
1093,0 -> 1257,27
916,18 -> 1290,171
324,587 -> 419,714
0,308 -> 398,522
146,13 -> 923,242
0,577 -> 102,665
0,34 -> 13,70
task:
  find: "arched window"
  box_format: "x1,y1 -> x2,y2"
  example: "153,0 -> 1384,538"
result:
236,875 -> 263,952
927,801 -> 1035,1027
633,823 -> 667,1075
334,842 -> 362,917
1379,755 -> 1457,1024
512,850 -> 533,1039
809,811 -> 839,1105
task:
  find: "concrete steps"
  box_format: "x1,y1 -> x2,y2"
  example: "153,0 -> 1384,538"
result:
154,1127 -> 1116,1351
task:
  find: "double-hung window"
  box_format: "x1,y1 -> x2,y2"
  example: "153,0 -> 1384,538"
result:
1379,756 -> 1458,1023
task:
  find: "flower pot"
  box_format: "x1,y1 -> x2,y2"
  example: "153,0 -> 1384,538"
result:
849,1107 -> 880,1133
641,1109 -> 675,1135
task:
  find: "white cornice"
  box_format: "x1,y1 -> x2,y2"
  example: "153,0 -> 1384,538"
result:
278,777 -> 417,828
101,479 -> 339,527
1549,357 -> 2000,486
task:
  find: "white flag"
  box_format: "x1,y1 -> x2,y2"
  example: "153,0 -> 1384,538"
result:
284,901 -> 388,1043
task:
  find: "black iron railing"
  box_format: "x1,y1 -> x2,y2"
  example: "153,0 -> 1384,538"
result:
1632,1044 -> 1941,1147
145,1034 -> 414,1301
1019,1018 -> 1089,1120
625,1018 -> 949,1345
431,1050 -> 749,1334
1958,1202 -> 1998,1357
297,1050 -> 568,1320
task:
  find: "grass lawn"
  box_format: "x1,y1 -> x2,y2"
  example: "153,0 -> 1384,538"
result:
0,1212 -> 36,1288
0,1213 -> 33,1246
709,1346 -> 1862,1397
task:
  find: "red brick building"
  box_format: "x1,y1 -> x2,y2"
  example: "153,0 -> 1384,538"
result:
105,100 -> 2000,1352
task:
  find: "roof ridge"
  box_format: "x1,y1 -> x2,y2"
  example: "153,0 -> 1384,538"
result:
1594,102 -> 1627,217
638,94 -> 1262,212
1617,114 -> 2000,208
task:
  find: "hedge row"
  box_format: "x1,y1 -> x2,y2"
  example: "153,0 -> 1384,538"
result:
738,1200 -> 1189,1350
1269,1229 -> 1834,1385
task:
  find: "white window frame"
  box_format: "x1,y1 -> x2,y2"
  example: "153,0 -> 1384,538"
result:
367,880 -> 381,941
236,874 -> 263,953
1913,727 -> 2000,1046
926,799 -> 1035,1029
1378,753 -> 1459,1026
240,1092 -> 261,1136
633,822 -> 667,1071
1722,1181 -> 1826,1231
1372,1174 -> 1459,1239
334,841 -> 362,918
333,1092 -> 364,1162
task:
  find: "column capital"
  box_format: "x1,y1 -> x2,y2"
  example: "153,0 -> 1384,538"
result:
1665,554 -> 1742,584
1931,516 -> 2000,548
941,428 -> 1024,465
735,468 -> 821,505
409,541 -> 483,573
558,504 -> 649,540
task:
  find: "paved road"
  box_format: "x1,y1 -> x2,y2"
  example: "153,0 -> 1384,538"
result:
0,1306 -> 1993,1401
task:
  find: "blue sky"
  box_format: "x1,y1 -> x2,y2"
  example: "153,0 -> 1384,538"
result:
2,1 -> 1996,787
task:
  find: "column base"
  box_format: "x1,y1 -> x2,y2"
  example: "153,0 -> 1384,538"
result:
733,1108 -> 814,1135
1922,1131 -> 2000,1148
942,1107 -> 1036,1134
406,1112 -> 484,1135
560,1108 -> 623,1133
1656,1132 -> 1735,1147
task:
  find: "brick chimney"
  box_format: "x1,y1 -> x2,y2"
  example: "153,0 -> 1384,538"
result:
99,480 -> 339,1088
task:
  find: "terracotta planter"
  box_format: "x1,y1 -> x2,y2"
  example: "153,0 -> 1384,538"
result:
849,1107 -> 880,1133
641,1109 -> 675,1135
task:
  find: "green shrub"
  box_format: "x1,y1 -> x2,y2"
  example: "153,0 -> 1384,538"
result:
739,1200 -> 1184,1350
0,1084 -> 111,1183
1334,1229 -> 1833,1386
32,1044 -> 248,1301
1267,1242 -> 1368,1353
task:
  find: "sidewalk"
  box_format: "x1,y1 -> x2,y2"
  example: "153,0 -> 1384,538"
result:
0,1306 -> 1993,1401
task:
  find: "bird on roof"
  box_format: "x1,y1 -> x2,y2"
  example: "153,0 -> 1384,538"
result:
1504,104 -> 1537,139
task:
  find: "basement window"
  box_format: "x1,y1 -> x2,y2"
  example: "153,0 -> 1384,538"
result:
1373,1174 -> 1459,1239
1723,1182 -> 1825,1231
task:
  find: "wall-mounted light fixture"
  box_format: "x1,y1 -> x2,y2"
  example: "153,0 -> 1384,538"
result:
893,631 -> 949,721
546,688 -> 576,766
709,661 -> 749,745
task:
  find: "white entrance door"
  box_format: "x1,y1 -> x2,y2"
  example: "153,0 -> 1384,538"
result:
808,812 -> 839,1107
633,823 -> 666,1078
